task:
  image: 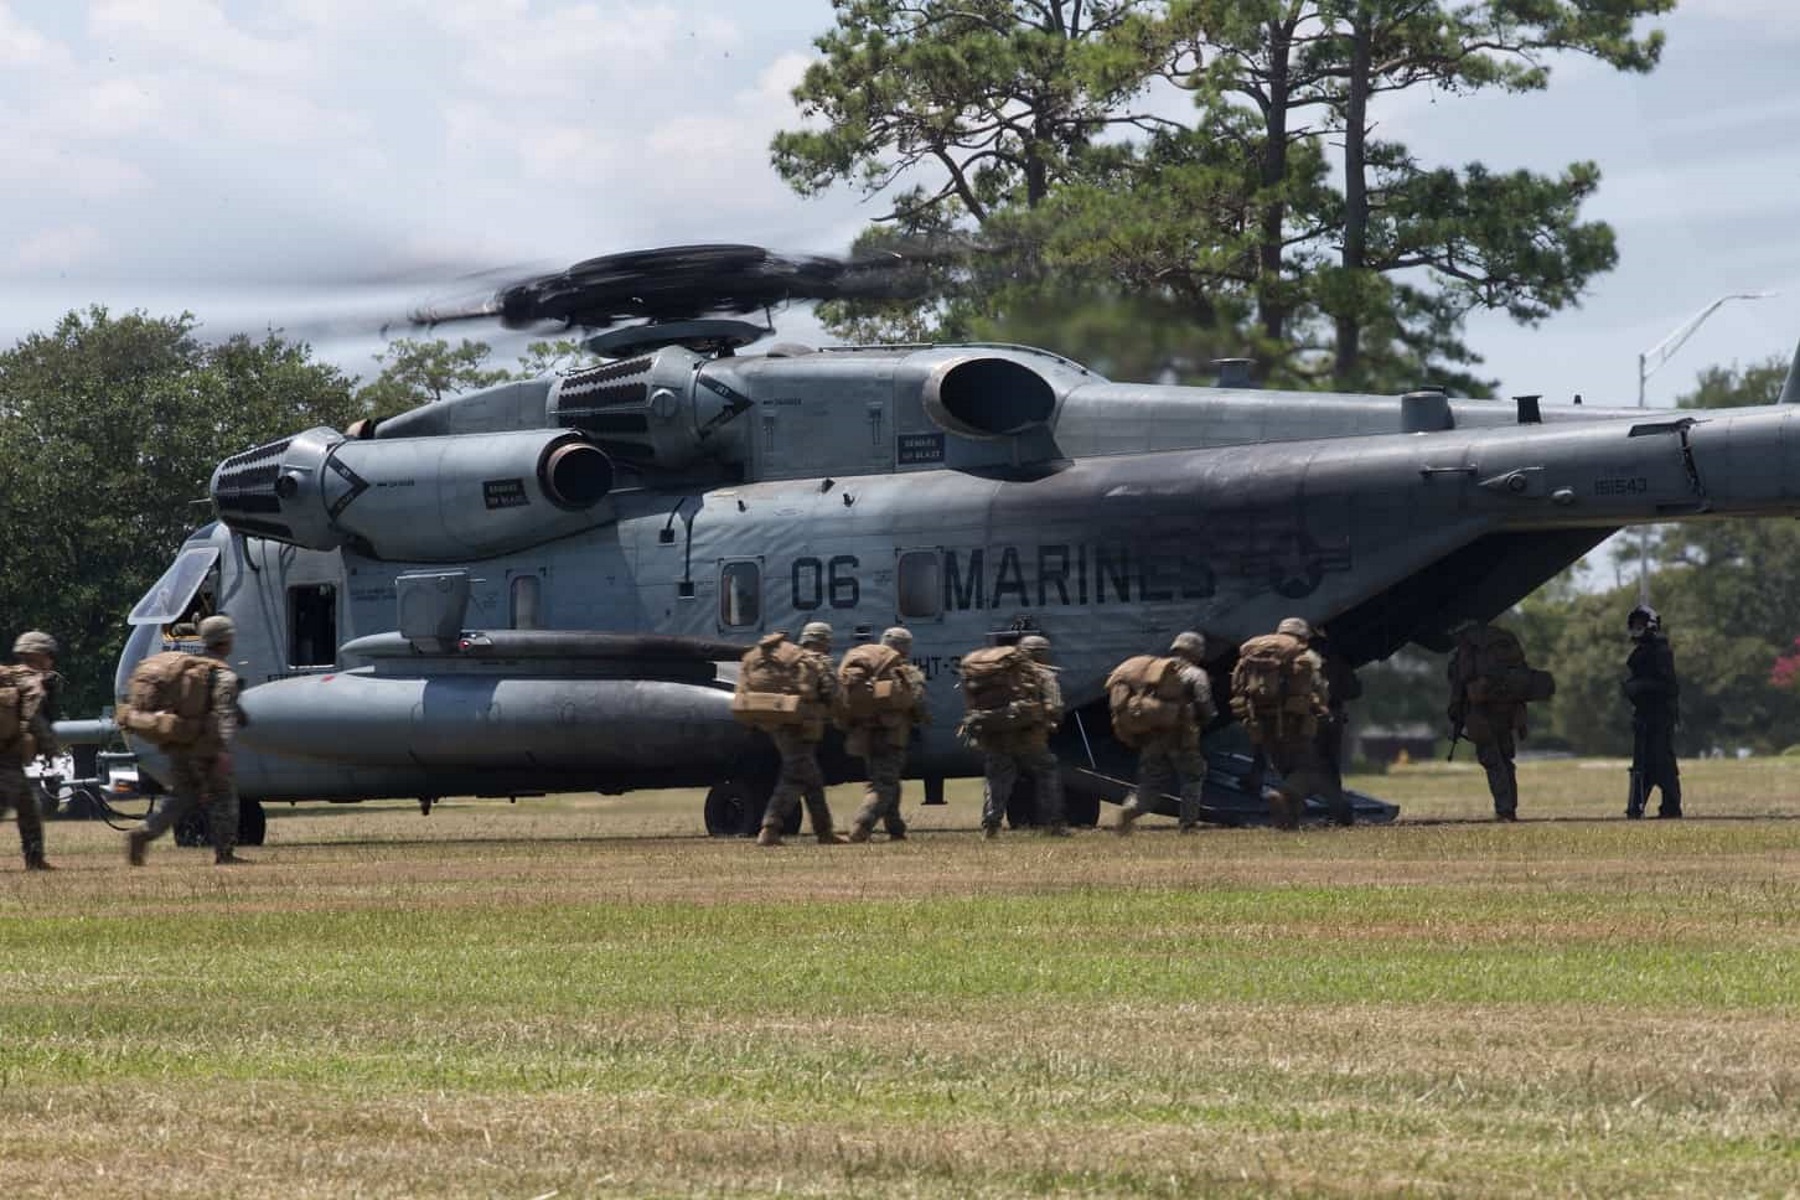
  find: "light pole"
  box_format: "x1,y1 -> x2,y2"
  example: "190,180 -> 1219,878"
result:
1633,290 -> 1777,602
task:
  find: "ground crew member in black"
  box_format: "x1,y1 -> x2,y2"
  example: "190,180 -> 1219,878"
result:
2,631 -> 60,870
1624,605 -> 1681,819
757,621 -> 844,846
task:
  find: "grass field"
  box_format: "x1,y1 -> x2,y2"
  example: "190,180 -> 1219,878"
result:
2,757 -> 1798,1197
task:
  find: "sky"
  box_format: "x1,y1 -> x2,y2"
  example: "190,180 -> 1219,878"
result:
2,0 -> 1799,411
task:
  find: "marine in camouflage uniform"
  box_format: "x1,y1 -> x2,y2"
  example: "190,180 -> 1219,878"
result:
1623,605 -> 1681,819
1239,618 -> 1349,830
758,621 -> 844,846
978,634 -> 1068,838
1116,631 -> 1216,835
127,615 -> 248,866
1446,621 -> 1528,822
846,627 -> 930,843
1,630 -> 60,870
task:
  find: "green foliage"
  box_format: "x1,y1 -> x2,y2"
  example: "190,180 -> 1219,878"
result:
777,0 -> 1673,390
1678,355 -> 1788,410
514,339 -> 599,378
0,308 -> 357,716
355,337 -> 513,417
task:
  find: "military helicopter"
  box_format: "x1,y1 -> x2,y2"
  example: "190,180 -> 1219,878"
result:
65,243 -> 1800,842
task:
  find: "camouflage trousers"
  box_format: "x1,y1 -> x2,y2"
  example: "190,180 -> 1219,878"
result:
0,759 -> 47,865
981,745 -> 1065,830
1472,731 -> 1518,819
1250,738 -> 1349,829
852,741 -> 908,836
763,730 -> 836,835
1124,737 -> 1207,828
140,754 -> 239,855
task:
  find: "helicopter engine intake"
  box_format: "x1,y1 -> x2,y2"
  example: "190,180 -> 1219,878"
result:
211,427 -> 615,561
921,354 -> 1058,439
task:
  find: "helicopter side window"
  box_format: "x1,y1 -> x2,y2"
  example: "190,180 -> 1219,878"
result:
129,546 -> 221,635
897,550 -> 942,620
288,584 -> 337,668
719,561 -> 761,629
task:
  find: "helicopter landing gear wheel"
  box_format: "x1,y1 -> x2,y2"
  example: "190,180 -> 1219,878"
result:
173,811 -> 207,848
704,777 -> 796,837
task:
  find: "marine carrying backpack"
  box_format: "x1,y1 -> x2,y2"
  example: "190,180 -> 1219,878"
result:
116,652 -> 218,749
1230,633 -> 1320,730
0,665 -> 42,754
836,643 -> 916,724
731,634 -> 825,732
1105,655 -> 1187,746
956,645 -> 1044,738
1458,626 -> 1555,705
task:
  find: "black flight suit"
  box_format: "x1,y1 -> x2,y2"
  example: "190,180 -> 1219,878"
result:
1624,632 -> 1681,818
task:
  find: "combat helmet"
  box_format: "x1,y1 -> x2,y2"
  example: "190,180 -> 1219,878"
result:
1018,634 -> 1052,663
1275,617 -> 1313,640
1627,604 -> 1661,637
12,630 -> 57,658
798,620 -> 834,649
198,614 -> 237,647
880,626 -> 913,651
1169,631 -> 1207,662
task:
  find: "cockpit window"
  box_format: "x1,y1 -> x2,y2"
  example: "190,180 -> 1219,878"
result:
127,547 -> 221,625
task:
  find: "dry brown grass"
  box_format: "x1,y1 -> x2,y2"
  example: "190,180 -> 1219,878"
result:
2,760 -> 1799,1196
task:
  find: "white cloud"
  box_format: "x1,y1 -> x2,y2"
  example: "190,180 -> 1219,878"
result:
11,224 -> 108,273
88,0 -> 316,78
0,120 -> 153,200
0,2 -> 68,70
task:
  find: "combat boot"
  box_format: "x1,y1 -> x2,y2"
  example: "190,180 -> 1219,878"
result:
756,825 -> 783,847
885,827 -> 907,842
126,830 -> 149,866
846,822 -> 873,844
215,851 -> 252,865
1042,822 -> 1071,838
1114,803 -> 1140,836
1177,822 -> 1198,836
23,854 -> 55,871
816,830 -> 847,845
981,823 -> 999,840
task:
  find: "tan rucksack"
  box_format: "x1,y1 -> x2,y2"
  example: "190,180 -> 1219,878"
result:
1106,655 -> 1187,746
956,646 -> 1045,740
836,643 -> 916,724
116,652 -> 219,748
0,665 -> 42,754
1456,626 -> 1555,705
731,634 -> 824,732
1230,633 -> 1320,733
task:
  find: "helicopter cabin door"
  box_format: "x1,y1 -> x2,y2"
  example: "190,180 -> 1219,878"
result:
286,581 -> 338,670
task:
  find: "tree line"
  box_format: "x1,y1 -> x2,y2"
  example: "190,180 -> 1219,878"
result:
772,0 -> 1674,392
